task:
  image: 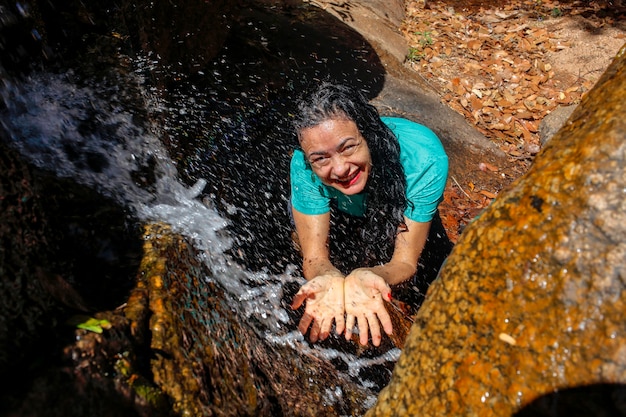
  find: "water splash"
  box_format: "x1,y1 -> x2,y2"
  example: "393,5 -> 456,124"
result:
0,68 -> 397,393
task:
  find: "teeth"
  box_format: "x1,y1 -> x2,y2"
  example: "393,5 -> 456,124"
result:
334,170 -> 359,185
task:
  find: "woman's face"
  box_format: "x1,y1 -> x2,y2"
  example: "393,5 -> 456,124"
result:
299,117 -> 371,196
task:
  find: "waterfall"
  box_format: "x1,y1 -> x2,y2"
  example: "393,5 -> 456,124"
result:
0,66 -> 400,401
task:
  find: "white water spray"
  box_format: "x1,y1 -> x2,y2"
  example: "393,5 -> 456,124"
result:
1,70 -> 398,395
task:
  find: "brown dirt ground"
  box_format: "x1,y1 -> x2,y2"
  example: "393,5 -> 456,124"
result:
401,0 -> 626,240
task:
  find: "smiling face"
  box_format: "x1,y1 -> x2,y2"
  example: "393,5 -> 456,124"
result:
299,117 -> 371,196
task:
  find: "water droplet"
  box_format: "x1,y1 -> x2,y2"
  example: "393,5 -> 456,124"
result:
16,2 -> 29,17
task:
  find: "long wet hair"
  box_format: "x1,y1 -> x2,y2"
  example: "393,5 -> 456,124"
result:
292,82 -> 408,269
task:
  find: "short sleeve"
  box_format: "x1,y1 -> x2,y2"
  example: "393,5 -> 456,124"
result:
290,150 -> 331,215
404,155 -> 448,222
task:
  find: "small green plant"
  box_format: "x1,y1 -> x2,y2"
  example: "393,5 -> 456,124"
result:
551,7 -> 562,17
415,31 -> 434,48
407,31 -> 434,63
69,316 -> 112,333
407,47 -> 426,62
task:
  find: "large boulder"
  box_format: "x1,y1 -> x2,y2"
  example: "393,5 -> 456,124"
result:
367,44 -> 626,416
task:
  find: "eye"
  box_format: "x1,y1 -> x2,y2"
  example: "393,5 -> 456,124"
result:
310,156 -> 329,166
340,141 -> 360,155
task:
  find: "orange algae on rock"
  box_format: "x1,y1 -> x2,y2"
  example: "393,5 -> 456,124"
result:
367,44 -> 626,416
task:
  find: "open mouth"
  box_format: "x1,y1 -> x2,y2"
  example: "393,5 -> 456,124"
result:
336,170 -> 361,187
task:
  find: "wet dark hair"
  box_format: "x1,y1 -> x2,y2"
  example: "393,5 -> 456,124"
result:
292,82 -> 408,268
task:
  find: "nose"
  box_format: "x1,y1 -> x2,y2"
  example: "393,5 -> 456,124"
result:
329,155 -> 350,178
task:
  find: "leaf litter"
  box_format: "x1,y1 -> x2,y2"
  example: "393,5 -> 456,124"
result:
401,0 -> 625,241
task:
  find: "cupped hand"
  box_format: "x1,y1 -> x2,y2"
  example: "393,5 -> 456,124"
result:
344,269 -> 393,346
291,274 -> 346,343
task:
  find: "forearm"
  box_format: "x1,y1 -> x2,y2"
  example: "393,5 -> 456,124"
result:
367,261 -> 417,286
367,219 -> 429,286
302,256 -> 343,281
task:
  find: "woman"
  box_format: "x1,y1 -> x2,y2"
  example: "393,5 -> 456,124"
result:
289,83 -> 448,347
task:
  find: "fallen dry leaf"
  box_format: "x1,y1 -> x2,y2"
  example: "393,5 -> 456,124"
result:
479,190 -> 498,199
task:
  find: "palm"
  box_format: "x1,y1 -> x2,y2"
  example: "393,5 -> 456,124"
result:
291,275 -> 345,343
344,269 -> 392,346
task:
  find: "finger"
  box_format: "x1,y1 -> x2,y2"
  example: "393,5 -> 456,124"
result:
298,313 -> 313,336
334,312 -> 346,336
378,307 -> 393,336
357,315 -> 369,346
319,317 -> 332,341
291,291 -> 308,310
345,315 -> 355,341
372,279 -> 392,301
309,318 -> 322,343
368,314 -> 382,347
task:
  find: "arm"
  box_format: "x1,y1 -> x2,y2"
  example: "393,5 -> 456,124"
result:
292,209 -> 340,280
369,218 -> 431,285
344,218 -> 431,346
290,208 -> 346,342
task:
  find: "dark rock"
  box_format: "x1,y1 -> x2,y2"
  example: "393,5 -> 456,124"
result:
121,0 -> 236,75
0,139 -> 146,415
0,0 -> 235,77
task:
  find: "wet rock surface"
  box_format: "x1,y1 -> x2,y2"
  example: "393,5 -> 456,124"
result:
0,138 -> 143,389
126,223 -> 373,416
367,45 -> 626,417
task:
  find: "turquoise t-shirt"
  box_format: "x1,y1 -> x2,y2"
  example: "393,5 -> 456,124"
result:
290,117 -> 448,222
